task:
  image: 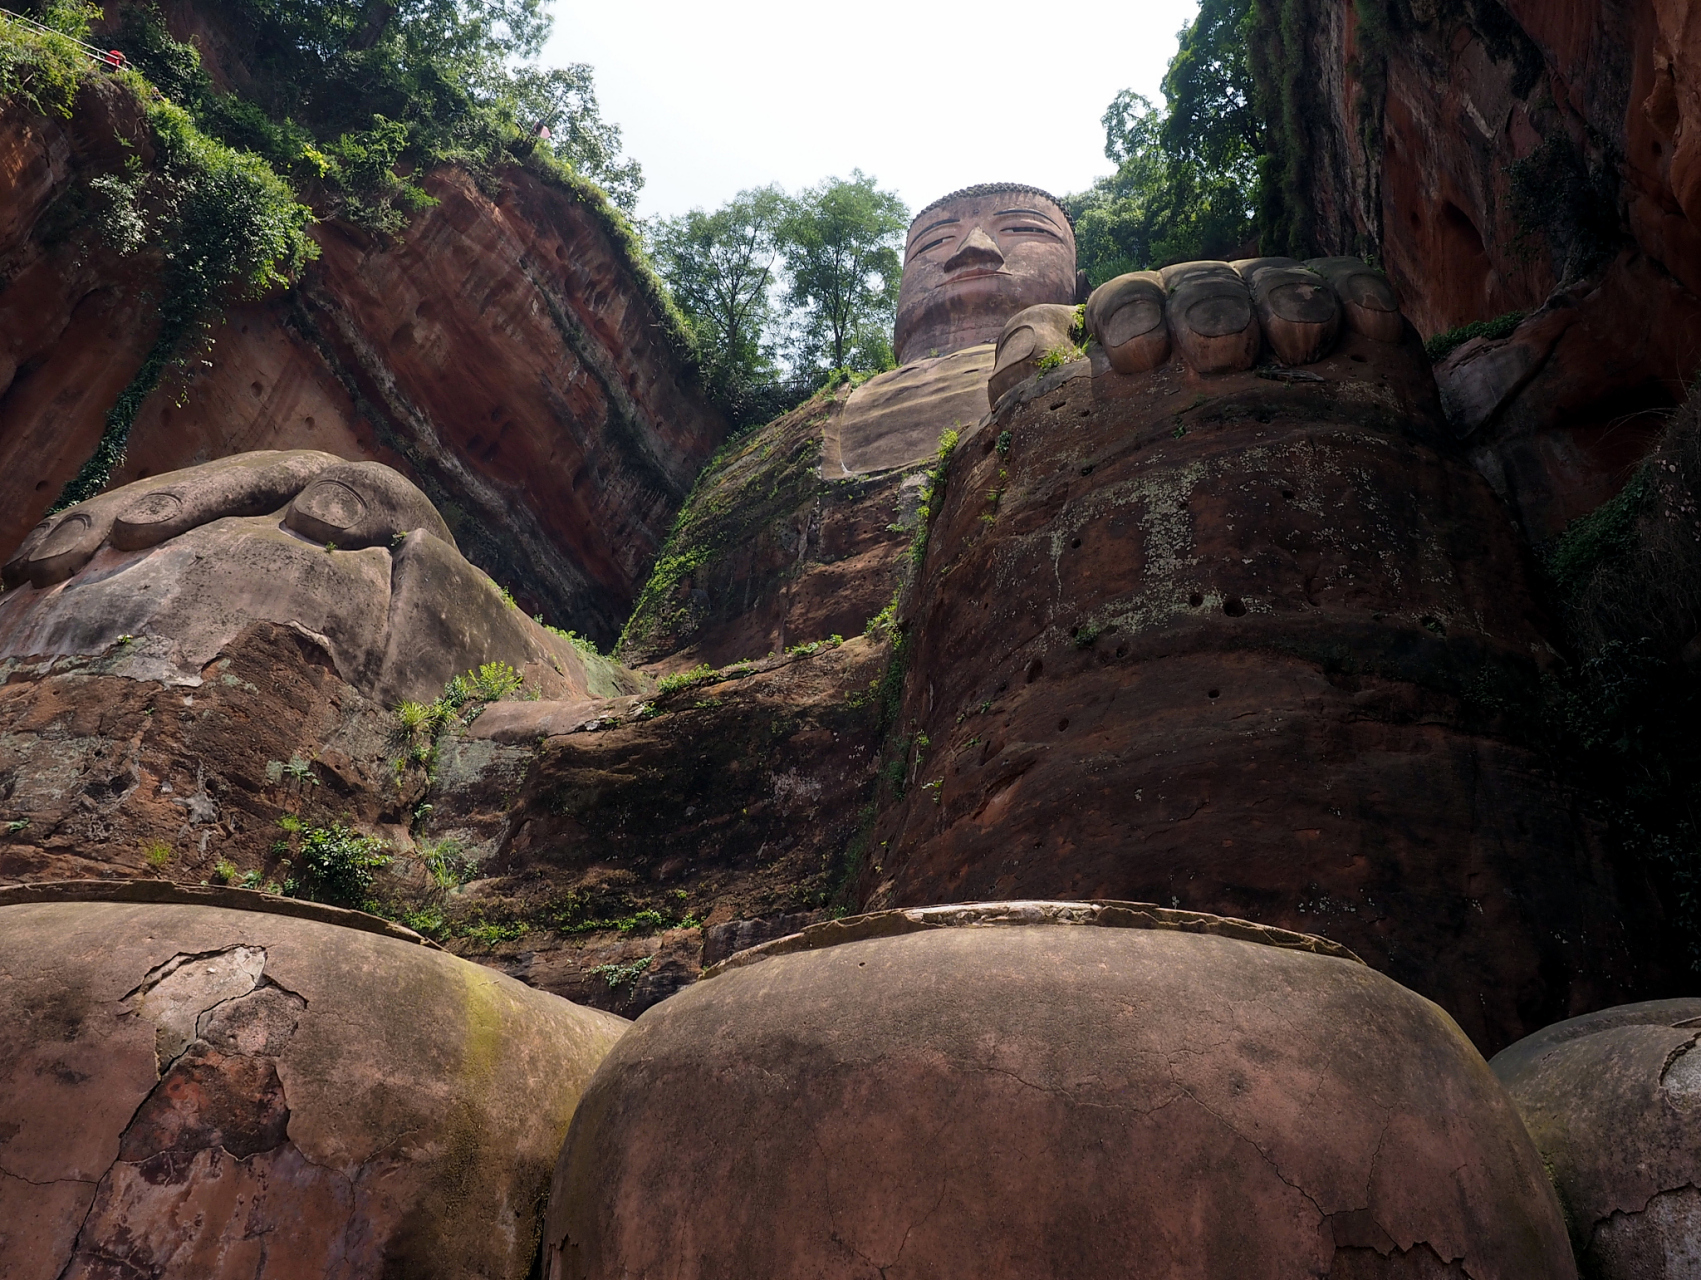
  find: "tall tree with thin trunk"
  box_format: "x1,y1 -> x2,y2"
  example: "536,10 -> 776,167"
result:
650,185 -> 787,390
778,171 -> 906,374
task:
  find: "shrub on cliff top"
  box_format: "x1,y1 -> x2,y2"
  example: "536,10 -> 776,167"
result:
0,1 -> 96,118
112,0 -> 642,216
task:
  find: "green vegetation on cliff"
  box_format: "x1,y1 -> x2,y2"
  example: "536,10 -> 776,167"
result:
3,0 -> 695,510
111,0 -> 642,218
1067,0 -> 1261,281
0,2 -> 318,509
617,389 -> 832,663
0,0 -> 91,116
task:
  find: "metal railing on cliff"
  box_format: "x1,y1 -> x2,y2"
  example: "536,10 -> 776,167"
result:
0,6 -> 126,68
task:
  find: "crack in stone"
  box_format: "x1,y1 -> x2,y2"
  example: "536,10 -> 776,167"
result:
1585,1179 -> 1701,1239
1162,1053 -> 1329,1225
0,1162 -> 97,1188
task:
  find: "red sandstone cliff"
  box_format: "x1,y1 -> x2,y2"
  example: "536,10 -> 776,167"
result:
1287,0 -> 1701,540
0,74 -> 725,642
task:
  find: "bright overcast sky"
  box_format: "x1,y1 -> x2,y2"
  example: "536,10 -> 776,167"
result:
541,0 -> 1201,222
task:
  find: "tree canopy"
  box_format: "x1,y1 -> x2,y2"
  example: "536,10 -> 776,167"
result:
652,186 -> 786,377
1065,0 -> 1261,283
779,172 -> 906,374
650,185 -> 788,416
651,173 -> 907,427
110,0 -> 644,221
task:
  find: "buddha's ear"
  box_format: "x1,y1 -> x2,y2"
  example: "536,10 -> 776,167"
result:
1076,269 -> 1091,304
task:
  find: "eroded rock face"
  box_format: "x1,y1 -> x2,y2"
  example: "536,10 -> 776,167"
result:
0,72 -> 725,639
0,890 -> 628,1280
0,452 -> 623,706
1492,999 -> 1701,1278
1293,0 -> 1701,542
867,283 -> 1670,1053
461,637 -> 889,1013
619,388 -> 927,670
544,901 -> 1574,1279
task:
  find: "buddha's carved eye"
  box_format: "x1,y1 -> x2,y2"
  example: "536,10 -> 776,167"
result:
909,237 -> 950,260
999,225 -> 1060,239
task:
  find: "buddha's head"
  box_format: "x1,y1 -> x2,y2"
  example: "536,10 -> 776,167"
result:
893,183 -> 1079,366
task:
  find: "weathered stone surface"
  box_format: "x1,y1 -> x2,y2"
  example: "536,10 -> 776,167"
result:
0,71 -> 725,640
1308,257 -> 1406,343
618,388 -> 925,671
0,894 -> 628,1280
283,459 -> 454,549
106,450 -> 346,554
824,346 -> 994,477
700,908 -> 830,968
1084,257 -> 1394,379
1295,0 -> 1701,542
989,303 -> 1078,407
1237,257 -> 1343,365
1443,257 -> 1701,539
544,902 -> 1573,1279
1159,260 -> 1262,373
462,638 -> 889,1012
893,184 -> 1079,365
867,318 -> 1670,1054
1085,270 -> 1171,374
1492,998 -> 1701,1278
0,454 -> 625,705
0,877 -> 439,944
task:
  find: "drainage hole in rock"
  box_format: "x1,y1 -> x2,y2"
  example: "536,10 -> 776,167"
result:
1207,688 -> 1220,699
1057,717 -> 1069,732
1070,537 -> 1081,549
1223,597 -> 1247,617
1025,658 -> 1043,683
1189,593 -> 1204,608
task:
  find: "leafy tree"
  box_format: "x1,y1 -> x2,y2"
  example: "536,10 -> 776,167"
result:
504,65 -> 642,211
112,0 -> 644,218
650,185 -> 787,399
778,171 -> 906,374
1065,0 -> 1261,283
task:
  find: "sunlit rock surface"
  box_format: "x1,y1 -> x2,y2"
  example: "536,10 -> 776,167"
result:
545,902 -> 1574,1279
0,885 -> 627,1280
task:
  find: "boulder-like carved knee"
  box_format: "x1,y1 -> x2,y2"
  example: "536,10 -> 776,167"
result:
284,461 -> 456,550
1308,257 -> 1404,342
989,304 -> 1079,407
1235,257 -> 1342,365
1085,272 -> 1170,374
1159,261 -> 1262,373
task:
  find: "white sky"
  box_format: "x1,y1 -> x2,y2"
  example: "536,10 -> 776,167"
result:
540,0 -> 1201,222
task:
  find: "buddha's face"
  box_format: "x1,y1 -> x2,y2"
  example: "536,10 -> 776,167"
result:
893,189 -> 1078,365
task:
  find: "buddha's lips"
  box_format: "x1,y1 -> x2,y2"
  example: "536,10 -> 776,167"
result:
940,267 -> 1013,284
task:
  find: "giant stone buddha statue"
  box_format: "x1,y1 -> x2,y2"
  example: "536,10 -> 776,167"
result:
821,183 -> 1082,478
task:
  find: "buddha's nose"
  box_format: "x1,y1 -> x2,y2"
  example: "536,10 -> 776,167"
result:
943,226 -> 1005,272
